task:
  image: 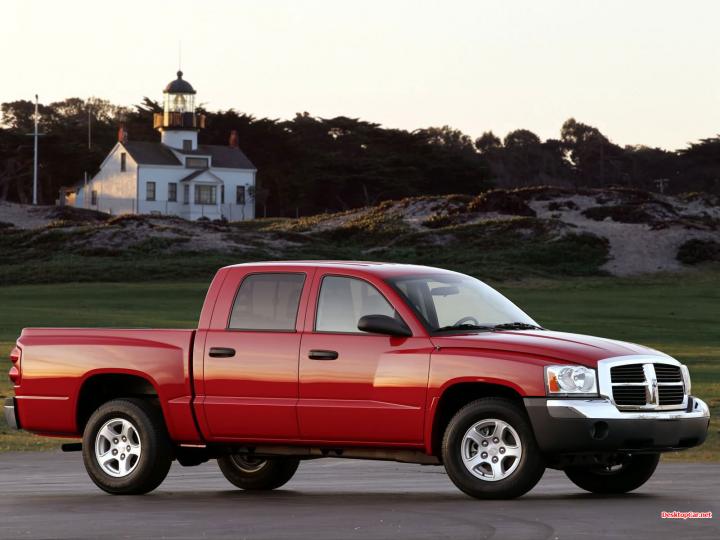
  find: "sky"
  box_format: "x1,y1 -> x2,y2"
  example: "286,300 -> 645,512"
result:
3,0 -> 719,150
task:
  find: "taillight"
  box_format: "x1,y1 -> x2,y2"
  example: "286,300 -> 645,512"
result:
8,346 -> 21,384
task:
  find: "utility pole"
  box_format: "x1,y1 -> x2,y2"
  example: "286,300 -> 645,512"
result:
33,94 -> 39,205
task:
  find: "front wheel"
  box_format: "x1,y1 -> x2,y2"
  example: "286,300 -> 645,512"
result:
442,398 -> 546,499
217,455 -> 300,490
564,453 -> 660,494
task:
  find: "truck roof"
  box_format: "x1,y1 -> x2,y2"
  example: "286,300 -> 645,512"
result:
223,261 -> 451,277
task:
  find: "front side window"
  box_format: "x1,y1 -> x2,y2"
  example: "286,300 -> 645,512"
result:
236,185 -> 246,205
229,273 -> 306,331
182,139 -> 192,151
194,185 -> 216,205
183,184 -> 190,204
120,152 -> 127,172
146,181 -> 156,201
388,273 -> 538,333
91,190 -> 98,206
168,182 -> 177,202
315,276 -> 397,333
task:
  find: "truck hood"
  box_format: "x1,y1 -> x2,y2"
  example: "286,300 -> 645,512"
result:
430,330 -> 669,367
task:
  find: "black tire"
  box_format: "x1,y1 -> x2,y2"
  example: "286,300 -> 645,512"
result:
217,454 -> 299,490
442,398 -> 545,499
82,398 -> 172,495
564,453 -> 660,494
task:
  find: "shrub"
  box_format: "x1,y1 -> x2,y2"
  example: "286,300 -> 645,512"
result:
677,239 -> 720,265
422,214 -> 458,229
582,205 -> 654,224
548,200 -> 579,211
468,190 -> 536,216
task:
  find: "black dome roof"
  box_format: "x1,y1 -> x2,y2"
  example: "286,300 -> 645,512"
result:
164,71 -> 196,94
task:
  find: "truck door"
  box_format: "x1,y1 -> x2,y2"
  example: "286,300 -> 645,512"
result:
199,269 -> 313,440
298,272 -> 432,444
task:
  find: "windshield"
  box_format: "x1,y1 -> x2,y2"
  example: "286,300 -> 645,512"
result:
387,273 -> 539,333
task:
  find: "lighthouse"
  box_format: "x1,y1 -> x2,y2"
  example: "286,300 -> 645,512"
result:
71,70 -> 256,221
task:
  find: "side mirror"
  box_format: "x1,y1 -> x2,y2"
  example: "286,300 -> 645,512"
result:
357,315 -> 412,337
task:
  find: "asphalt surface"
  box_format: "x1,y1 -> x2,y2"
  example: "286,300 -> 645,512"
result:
0,452 -> 717,540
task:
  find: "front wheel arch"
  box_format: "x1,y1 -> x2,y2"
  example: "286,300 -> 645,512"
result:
430,382 -> 527,458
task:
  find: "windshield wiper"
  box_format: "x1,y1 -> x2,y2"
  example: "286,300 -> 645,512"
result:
433,324 -> 494,333
492,322 -> 544,331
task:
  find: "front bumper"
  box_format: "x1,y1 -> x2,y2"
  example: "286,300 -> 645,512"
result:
524,396 -> 710,454
3,397 -> 20,430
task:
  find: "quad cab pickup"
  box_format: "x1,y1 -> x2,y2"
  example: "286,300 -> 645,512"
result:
5,262 -> 710,498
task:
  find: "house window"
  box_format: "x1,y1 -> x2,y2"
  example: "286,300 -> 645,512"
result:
221,185 -> 225,204
120,152 -> 127,172
168,183 -> 177,202
236,186 -> 246,205
194,185 -> 217,205
182,139 -> 193,151
183,184 -> 190,205
186,157 -> 208,169
146,181 -> 156,201
91,190 -> 98,206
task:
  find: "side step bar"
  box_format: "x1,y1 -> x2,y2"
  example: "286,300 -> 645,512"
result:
61,443 -> 83,452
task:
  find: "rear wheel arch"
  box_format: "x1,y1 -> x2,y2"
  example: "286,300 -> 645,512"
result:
430,382 -> 527,458
76,372 -> 162,433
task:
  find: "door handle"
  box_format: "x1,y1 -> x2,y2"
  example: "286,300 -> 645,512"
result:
209,347 -> 236,358
308,349 -> 339,361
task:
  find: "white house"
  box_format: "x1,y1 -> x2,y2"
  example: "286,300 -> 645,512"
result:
73,71 -> 256,221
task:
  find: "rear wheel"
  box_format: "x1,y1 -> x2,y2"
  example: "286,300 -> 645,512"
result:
442,398 -> 545,499
82,398 -> 172,495
217,455 -> 300,490
564,453 -> 660,494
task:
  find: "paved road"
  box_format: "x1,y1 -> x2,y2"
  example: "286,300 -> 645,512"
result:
0,452 -> 717,540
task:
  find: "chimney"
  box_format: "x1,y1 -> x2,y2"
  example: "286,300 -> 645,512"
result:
229,129 -> 239,148
118,124 -> 128,144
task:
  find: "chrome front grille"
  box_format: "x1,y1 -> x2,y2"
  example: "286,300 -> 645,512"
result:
606,359 -> 686,410
654,364 -> 683,382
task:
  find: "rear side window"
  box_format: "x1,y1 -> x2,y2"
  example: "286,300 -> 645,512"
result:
228,273 -> 305,331
315,276 -> 397,333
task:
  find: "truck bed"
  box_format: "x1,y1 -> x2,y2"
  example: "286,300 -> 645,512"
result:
15,328 -> 201,442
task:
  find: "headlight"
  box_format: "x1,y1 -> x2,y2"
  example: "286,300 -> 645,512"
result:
545,365 -> 598,396
680,364 -> 691,394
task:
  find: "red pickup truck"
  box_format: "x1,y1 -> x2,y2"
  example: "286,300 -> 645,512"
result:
5,262 -> 710,499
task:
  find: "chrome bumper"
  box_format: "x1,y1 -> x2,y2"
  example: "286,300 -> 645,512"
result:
524,395 -> 710,454
546,395 -> 710,420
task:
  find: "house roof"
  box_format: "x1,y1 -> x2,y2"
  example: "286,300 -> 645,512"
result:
178,169 -> 206,182
123,141 -> 181,166
177,145 -> 256,169
122,141 -> 256,170
177,169 -> 225,183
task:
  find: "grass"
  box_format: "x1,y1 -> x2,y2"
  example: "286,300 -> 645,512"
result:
1,272 -> 717,459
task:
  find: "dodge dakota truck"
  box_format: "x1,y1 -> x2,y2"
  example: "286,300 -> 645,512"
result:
4,262 -> 710,499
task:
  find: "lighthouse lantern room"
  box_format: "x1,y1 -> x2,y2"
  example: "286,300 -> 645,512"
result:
152,70 -> 206,150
